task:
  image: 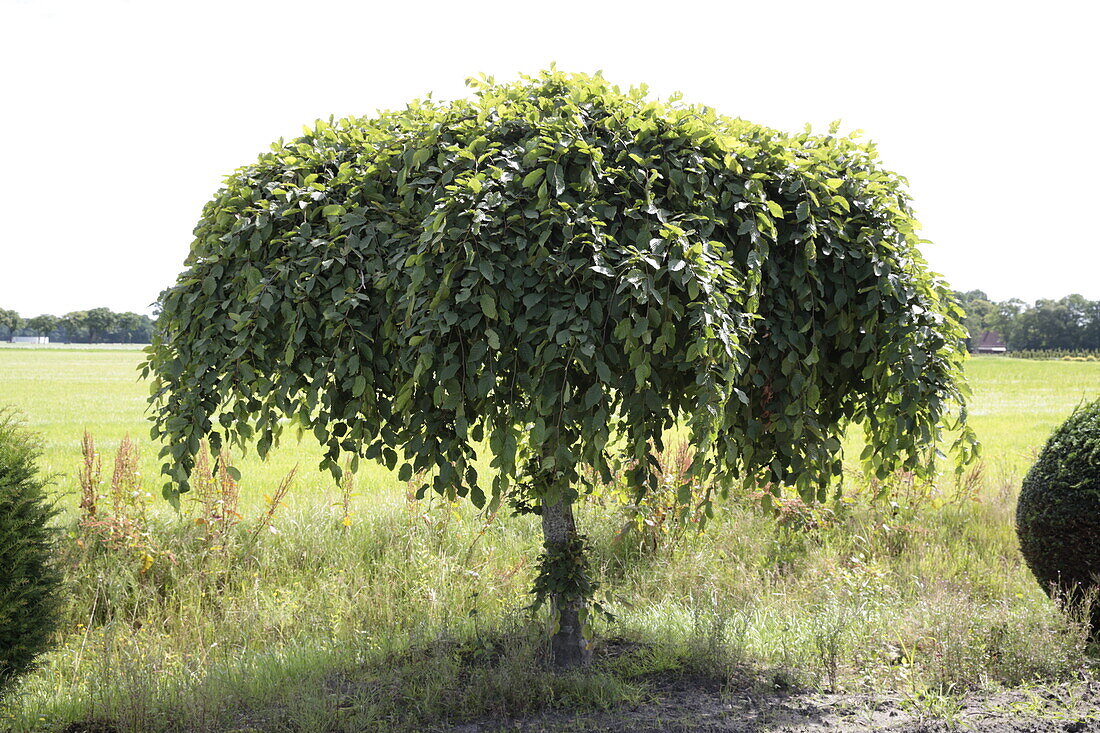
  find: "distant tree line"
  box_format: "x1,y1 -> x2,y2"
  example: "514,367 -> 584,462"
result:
0,307 -> 155,343
954,291 -> 1100,351
3,294 -> 1097,351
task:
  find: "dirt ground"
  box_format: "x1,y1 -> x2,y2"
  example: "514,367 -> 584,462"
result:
448,675 -> 1100,732
54,666 -> 1100,732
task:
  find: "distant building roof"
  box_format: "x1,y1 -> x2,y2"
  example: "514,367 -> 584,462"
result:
975,330 -> 1007,353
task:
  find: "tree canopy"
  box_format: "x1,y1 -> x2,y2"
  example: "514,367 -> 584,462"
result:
954,290 -> 1100,352
0,309 -> 21,339
145,70 -> 974,515
0,309 -> 155,343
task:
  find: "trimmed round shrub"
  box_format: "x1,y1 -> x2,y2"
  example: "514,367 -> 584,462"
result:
1016,398 -> 1100,634
0,408 -> 63,692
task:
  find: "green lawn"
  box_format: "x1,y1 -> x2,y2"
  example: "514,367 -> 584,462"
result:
964,357 -> 1100,470
1,350 -> 1095,510
0,346 -> 378,515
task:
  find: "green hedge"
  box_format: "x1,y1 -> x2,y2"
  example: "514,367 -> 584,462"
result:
1016,398 -> 1100,636
0,408 -> 63,692
1008,349 -> 1100,361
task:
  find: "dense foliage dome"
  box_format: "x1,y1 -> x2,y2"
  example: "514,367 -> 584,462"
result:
1017,398 -> 1100,634
146,70 -> 974,512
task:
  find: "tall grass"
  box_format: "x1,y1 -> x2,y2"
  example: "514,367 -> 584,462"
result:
1,448 -> 1096,730
0,353 -> 1096,730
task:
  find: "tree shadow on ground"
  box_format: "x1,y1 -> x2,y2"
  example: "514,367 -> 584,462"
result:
50,632 -> 1100,733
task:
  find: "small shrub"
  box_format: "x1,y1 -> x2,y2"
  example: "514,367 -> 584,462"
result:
190,440 -> 243,544
597,440 -> 706,553
0,408 -> 64,692
1016,398 -> 1100,635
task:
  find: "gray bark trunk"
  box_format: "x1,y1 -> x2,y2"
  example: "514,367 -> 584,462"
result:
540,497 -> 592,668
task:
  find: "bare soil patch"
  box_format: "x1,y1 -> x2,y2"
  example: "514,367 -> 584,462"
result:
448,675 -> 1100,732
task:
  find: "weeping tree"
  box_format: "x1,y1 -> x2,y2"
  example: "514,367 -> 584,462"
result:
145,70 -> 976,667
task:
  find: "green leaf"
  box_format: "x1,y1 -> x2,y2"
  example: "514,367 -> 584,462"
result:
480,293 -> 497,320
584,383 -> 602,409
412,147 -> 431,168
522,168 -> 545,188
548,163 -> 564,196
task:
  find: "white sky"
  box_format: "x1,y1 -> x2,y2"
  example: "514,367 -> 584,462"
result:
1,0 -> 1096,316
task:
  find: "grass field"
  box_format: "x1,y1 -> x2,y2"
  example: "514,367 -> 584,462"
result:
0,349 -> 1098,731
1,349 -> 1095,511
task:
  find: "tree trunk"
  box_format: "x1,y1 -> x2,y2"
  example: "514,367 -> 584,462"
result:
540,497 -> 592,668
